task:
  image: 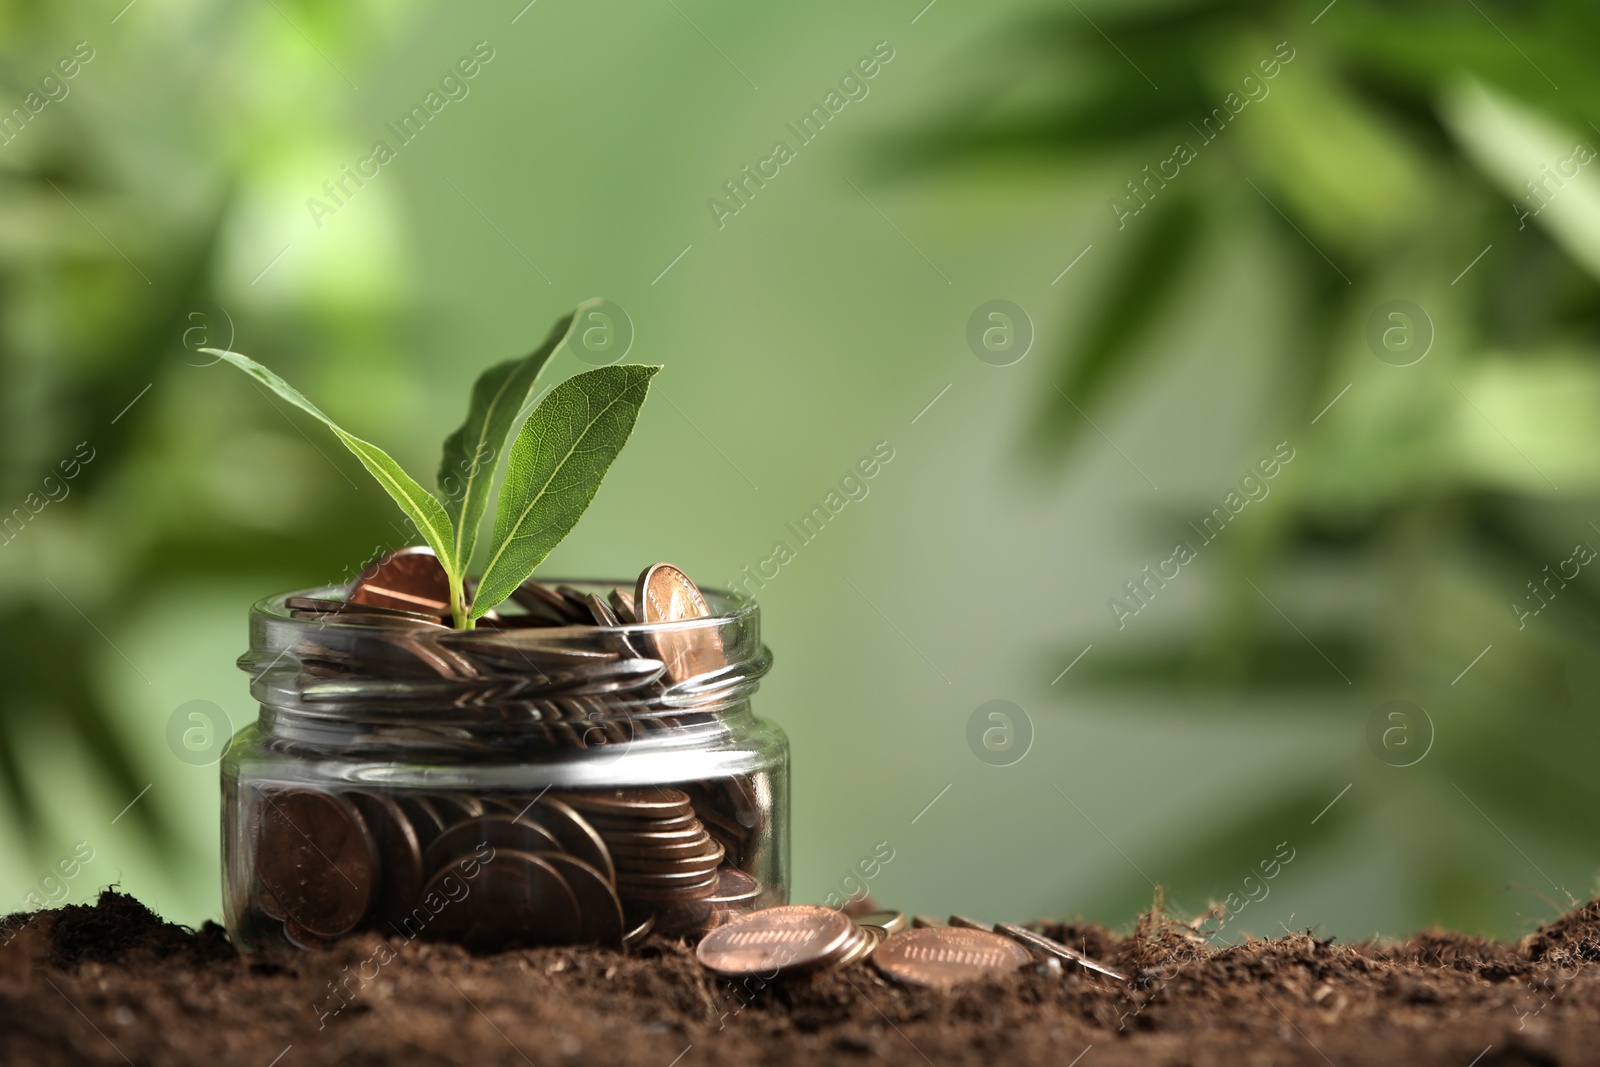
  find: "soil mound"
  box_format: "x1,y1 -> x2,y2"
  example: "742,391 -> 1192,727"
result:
2,891 -> 1597,1065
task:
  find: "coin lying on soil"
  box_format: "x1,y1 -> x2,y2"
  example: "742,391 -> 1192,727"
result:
872,926 -> 1032,989
696,905 -> 857,977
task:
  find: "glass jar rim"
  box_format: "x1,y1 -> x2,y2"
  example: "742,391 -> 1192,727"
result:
239,579 -> 771,749
246,579 -> 757,639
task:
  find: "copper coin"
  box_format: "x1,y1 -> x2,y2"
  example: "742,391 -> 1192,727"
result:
872,927 -> 1031,989
827,925 -> 878,971
949,914 -> 991,931
256,884 -> 287,922
511,796 -> 616,887
993,922 -> 1128,981
508,579 -> 589,623
622,913 -> 656,948
653,895 -> 718,939
707,868 -> 761,907
695,905 -> 856,977
584,593 -> 622,627
382,633 -> 477,679
600,825 -> 711,849
421,848 -> 581,951
397,795 -> 447,843
350,792 -> 424,925
555,585 -> 596,616
349,546 -> 452,616
854,910 -> 908,935
614,875 -> 720,902
612,841 -> 724,878
284,596 -> 442,624
606,833 -> 718,861
540,853 -> 625,949
911,915 -> 944,929
609,586 -> 637,624
422,813 -> 561,876
615,863 -> 724,887
584,810 -> 700,834
283,920 -> 338,951
561,787 -> 694,818
254,790 -> 376,940
635,563 -> 727,684
429,793 -> 486,821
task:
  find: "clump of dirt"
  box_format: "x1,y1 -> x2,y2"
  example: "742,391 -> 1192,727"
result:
5,890 -> 1600,1066
24,890 -> 234,969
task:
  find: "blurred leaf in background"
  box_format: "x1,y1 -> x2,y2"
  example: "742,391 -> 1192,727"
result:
893,0 -> 1600,935
0,0 -> 422,885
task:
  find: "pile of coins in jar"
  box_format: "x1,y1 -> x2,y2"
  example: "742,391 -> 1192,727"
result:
695,907 -> 1127,988
242,553 -> 774,951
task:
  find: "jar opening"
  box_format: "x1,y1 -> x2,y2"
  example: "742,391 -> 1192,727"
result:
240,580 -> 771,752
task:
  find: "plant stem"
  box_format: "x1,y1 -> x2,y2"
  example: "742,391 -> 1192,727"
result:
449,572 -> 473,630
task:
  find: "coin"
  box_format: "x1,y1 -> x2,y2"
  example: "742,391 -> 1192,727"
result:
584,810 -> 701,835
707,868 -> 762,908
695,905 -> 856,977
606,833 -> 719,860
609,587 -> 637,624
623,914 -> 656,948
615,844 -> 725,879
563,787 -> 694,819
615,866 -> 721,889
422,813 -> 561,876
257,884 -> 287,922
511,796 -> 617,887
396,795 -> 447,844
383,632 -> 478,679
635,563 -> 727,684
872,927 -> 1031,989
349,546 -> 452,616
949,914 -> 990,931
509,580 -> 590,624
254,790 -> 376,940
429,793 -> 486,821
585,593 -> 622,628
285,596 -> 443,625
349,792 -> 424,925
540,853 -> 625,949
422,848 -> 581,951
600,826 -> 712,849
616,876 -> 720,902
283,920 -> 338,951
854,910 -> 908,935
827,924 -> 879,971
993,922 -> 1128,981
911,915 -> 944,929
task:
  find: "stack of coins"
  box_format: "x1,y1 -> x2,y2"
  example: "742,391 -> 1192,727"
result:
248,783 -> 773,950
696,905 -> 881,977
562,788 -> 725,938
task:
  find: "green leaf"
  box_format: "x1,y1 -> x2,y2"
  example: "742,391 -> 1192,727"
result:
436,306 -> 585,573
1031,199 -> 1203,459
470,364 -> 660,620
201,348 -> 456,575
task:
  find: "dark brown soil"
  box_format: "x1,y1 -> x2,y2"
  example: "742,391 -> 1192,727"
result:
4,891 -> 1599,1066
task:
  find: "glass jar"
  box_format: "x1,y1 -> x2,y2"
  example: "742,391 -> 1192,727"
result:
220,580 -> 786,955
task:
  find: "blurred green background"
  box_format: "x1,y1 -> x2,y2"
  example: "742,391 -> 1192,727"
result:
4,0 -> 1600,943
